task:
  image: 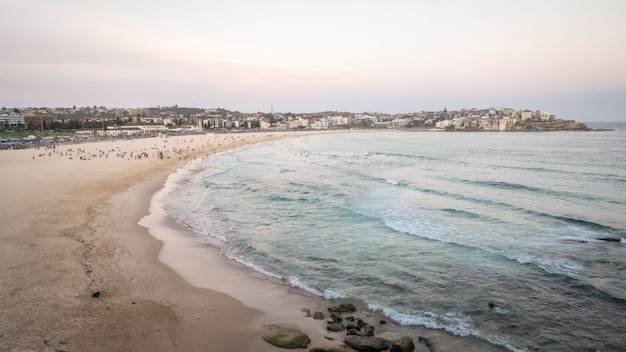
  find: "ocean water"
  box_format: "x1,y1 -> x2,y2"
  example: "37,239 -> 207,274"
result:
162,127 -> 626,352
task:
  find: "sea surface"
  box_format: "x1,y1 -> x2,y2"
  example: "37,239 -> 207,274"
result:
161,125 -> 626,352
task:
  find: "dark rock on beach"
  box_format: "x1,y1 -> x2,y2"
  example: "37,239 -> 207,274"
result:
327,321 -> 346,332
390,336 -> 415,352
327,312 -> 346,331
261,324 -> 311,349
346,319 -> 374,336
309,304 -> 421,352
313,311 -> 325,320
330,313 -> 343,322
344,335 -> 391,352
328,303 -> 357,314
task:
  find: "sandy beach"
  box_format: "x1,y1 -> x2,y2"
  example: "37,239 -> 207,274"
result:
0,131 -> 346,352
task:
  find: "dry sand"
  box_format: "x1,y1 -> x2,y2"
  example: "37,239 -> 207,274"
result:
0,131 -> 346,352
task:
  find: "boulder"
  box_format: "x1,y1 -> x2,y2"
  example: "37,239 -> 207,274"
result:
390,337 -> 415,352
330,313 -> 343,322
313,311 -> 325,320
362,323 -> 375,336
346,319 -> 374,336
344,335 -> 391,352
261,324 -> 311,349
327,322 -> 346,332
328,303 -> 357,314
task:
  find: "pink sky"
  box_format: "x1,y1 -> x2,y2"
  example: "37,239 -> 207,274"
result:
1,0 -> 625,121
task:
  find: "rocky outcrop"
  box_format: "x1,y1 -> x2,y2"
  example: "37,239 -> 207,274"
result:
346,319 -> 374,336
304,303 -> 433,352
344,335 -> 391,352
261,324 -> 311,349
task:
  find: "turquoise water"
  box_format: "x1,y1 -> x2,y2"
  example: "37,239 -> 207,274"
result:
163,128 -> 626,351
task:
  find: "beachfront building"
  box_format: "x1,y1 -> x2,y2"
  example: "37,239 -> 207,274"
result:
311,118 -> 329,129
0,113 -> 26,128
327,115 -> 349,127
286,118 -> 309,129
389,118 -> 410,128
78,124 -> 170,136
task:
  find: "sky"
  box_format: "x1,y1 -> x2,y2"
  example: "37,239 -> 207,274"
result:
1,0 -> 625,121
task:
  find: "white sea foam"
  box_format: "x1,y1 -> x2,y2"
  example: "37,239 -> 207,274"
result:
386,179 -> 399,185
321,288 -> 347,299
367,304 -> 527,352
368,303 -> 473,335
511,253 -> 583,276
224,253 -> 284,281
202,229 -> 227,242
382,217 -> 456,244
193,188 -> 214,212
494,307 -> 510,314
174,217 -> 228,242
288,276 -> 347,299
384,213 -> 584,278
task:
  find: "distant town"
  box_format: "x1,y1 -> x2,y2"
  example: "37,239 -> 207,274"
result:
1,105 -> 591,140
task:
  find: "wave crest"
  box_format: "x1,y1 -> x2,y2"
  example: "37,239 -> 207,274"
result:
288,276 -> 347,299
367,304 -> 526,352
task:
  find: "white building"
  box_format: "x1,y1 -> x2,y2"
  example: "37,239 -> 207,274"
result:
311,118 -> 328,129
0,113 -> 26,128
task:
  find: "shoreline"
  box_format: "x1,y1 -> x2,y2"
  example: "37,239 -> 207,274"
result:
136,163 -> 342,350
1,130 -> 512,352
132,133 -> 510,352
0,131 -> 343,351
